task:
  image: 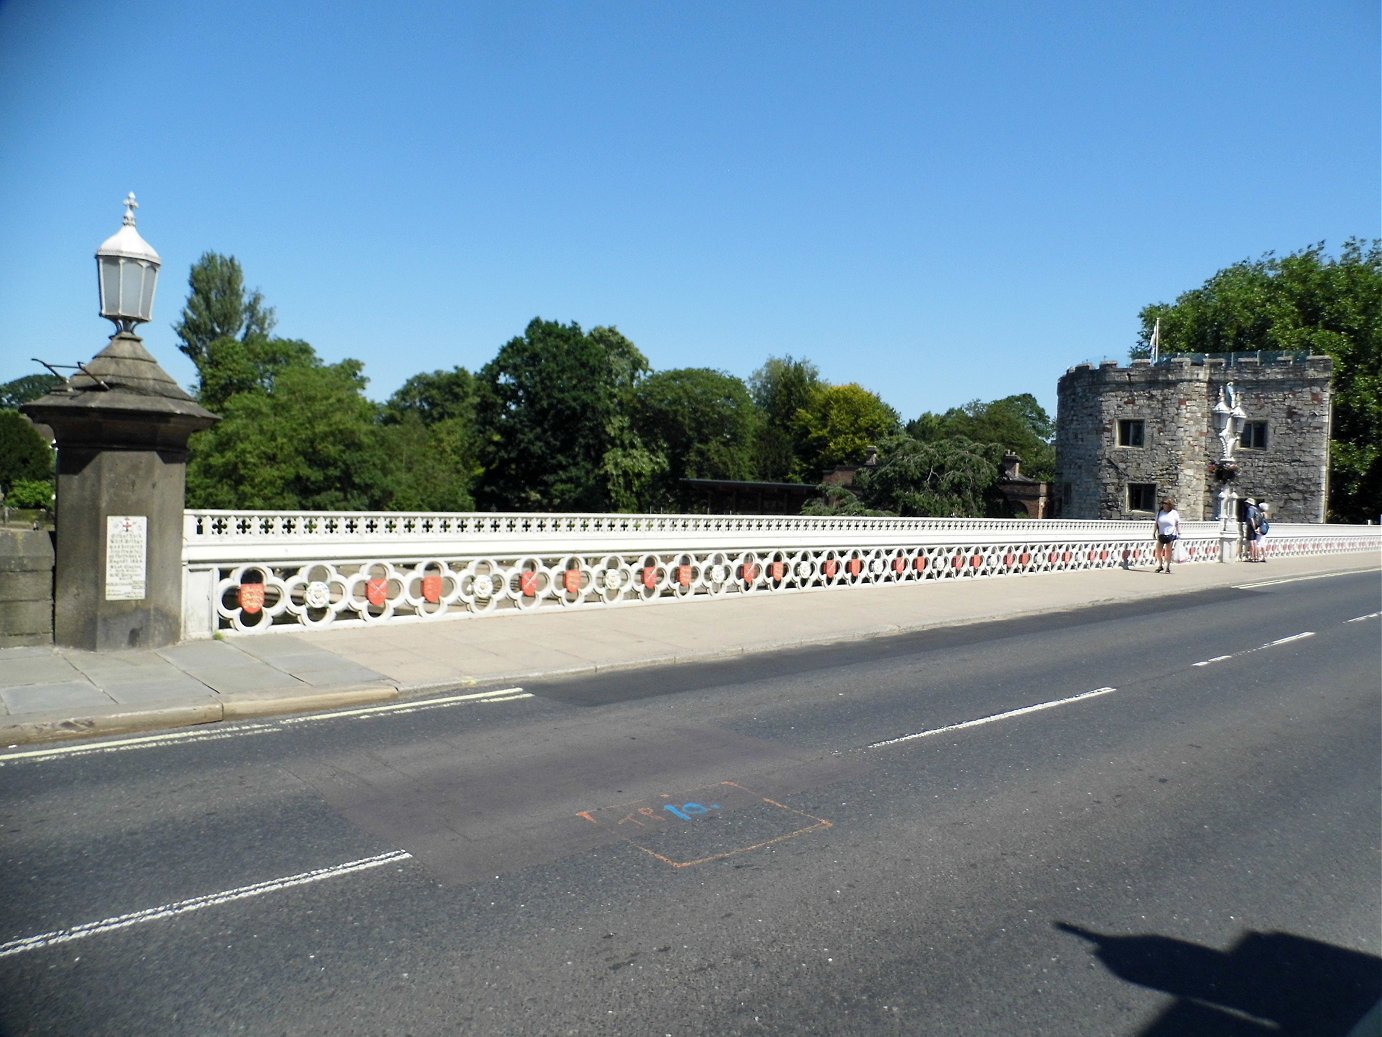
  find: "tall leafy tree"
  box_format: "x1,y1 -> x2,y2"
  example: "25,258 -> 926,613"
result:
633,368 -> 759,508
909,393 -> 1055,481
0,374 -> 63,409
381,367 -> 481,510
748,355 -> 822,481
794,383 -> 901,475
1137,239 -> 1381,521
187,361 -> 389,510
0,410 -> 53,494
804,432 -> 1005,518
172,252 -> 277,388
473,319 -> 654,512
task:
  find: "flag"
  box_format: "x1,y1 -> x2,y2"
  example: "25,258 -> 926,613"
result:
1149,317 -> 1161,364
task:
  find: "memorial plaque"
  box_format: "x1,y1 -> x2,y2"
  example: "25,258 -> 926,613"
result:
105,515 -> 147,600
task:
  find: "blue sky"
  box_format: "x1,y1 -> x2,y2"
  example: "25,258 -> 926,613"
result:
1,1 -> 1376,424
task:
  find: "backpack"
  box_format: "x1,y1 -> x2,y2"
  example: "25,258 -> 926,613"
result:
1258,516 -> 1270,534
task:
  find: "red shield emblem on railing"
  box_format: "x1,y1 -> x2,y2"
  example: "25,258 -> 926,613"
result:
563,570 -> 582,594
770,561 -> 784,581
847,559 -> 862,577
677,564 -> 692,587
239,584 -> 265,614
824,560 -> 838,578
422,574 -> 443,604
366,578 -> 388,606
520,571 -> 539,597
742,563 -> 759,583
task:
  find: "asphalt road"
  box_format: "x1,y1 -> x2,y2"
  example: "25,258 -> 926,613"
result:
1,570 -> 1378,1036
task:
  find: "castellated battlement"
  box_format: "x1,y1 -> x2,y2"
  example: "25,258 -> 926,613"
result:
1055,354 -> 1332,522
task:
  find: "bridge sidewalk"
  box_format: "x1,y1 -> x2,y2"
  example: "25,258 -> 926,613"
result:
2,552 -> 1376,746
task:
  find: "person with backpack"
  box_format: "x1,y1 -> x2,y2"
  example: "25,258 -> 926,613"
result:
1243,497 -> 1262,561
1252,503 -> 1271,562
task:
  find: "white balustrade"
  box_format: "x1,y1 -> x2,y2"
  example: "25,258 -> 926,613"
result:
180,510 -> 1380,637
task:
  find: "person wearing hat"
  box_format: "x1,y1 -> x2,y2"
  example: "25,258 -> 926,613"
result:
1243,497 -> 1263,561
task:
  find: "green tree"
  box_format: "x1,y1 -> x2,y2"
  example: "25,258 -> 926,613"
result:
1137,239 -> 1382,521
172,252 -> 277,389
909,393 -> 1055,481
749,355 -> 822,481
794,383 -> 901,475
807,433 -> 1004,518
383,367 -> 477,427
633,368 -> 759,508
473,319 -> 654,512
198,336 -> 320,412
187,361 -> 390,510
0,410 -> 53,494
0,374 -> 63,409
5,478 -> 54,510
380,367 -> 481,510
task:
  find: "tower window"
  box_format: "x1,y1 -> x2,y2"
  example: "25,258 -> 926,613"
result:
1117,419 -> 1146,447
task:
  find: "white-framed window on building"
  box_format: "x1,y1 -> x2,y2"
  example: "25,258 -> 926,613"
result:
1127,483 -> 1157,513
1117,419 -> 1146,447
1241,420 -> 1268,450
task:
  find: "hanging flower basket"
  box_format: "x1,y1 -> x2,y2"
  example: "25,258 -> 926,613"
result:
1207,459 -> 1240,482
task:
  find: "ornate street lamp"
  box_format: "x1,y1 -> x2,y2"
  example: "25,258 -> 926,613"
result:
96,192 -> 161,333
1210,383 -> 1249,560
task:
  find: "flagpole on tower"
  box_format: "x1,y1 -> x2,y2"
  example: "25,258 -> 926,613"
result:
1149,317 -> 1161,364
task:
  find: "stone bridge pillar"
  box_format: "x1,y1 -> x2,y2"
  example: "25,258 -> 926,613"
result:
22,333 -> 217,650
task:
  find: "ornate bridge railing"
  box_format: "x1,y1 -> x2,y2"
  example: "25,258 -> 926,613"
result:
181,511 -> 1380,636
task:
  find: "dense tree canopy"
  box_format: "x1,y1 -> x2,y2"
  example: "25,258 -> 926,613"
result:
187,361 -> 390,510
794,383 -> 900,474
748,355 -> 822,481
909,393 -> 1054,481
1137,239 -> 1381,522
0,410 -> 53,494
473,319 -> 655,512
633,368 -> 759,507
173,252 -> 276,384
0,374 -> 63,409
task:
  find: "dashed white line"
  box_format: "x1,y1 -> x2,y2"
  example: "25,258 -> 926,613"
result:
1193,632 -> 1315,667
0,850 -> 413,959
1346,612 -> 1381,624
866,687 -> 1116,750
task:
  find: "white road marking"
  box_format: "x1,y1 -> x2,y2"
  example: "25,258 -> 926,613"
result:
1235,568 -> 1376,590
0,724 -> 283,765
1346,612 -> 1381,623
0,850 -> 413,959
0,688 -> 530,764
866,687 -> 1116,750
1192,632 -> 1315,667
279,687 -> 529,723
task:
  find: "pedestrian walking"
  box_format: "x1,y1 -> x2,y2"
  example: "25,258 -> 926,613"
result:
1153,498 -> 1182,573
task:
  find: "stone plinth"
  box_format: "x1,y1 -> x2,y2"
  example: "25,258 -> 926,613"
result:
22,333 -> 218,650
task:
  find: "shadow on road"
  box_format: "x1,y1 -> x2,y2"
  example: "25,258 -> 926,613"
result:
1055,921 -> 1381,1036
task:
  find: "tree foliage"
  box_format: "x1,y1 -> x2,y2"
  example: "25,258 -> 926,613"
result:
172,252 -> 277,391
0,410 -> 53,494
909,393 -> 1054,481
805,433 -> 1004,518
633,368 -> 759,508
187,361 -> 390,510
0,374 -> 63,409
748,355 -> 822,481
794,383 -> 900,474
473,319 -> 654,511
1137,239 -> 1382,521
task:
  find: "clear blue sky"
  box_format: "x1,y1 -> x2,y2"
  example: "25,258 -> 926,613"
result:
2,1 -> 1376,423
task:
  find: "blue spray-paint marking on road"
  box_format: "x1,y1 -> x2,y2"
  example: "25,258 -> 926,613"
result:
663,802 -> 722,821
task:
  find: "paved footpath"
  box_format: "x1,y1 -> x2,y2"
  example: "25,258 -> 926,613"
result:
3,552 -> 1377,746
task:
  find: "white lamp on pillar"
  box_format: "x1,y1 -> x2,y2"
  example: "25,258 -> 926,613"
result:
95,193 -> 161,334
1211,383 -> 1248,561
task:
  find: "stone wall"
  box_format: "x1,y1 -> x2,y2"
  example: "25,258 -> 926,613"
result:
1056,355 -> 1332,521
0,528 -> 54,647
